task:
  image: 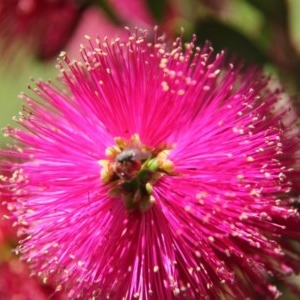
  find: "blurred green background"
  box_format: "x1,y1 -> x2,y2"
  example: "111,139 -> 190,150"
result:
0,60 -> 57,145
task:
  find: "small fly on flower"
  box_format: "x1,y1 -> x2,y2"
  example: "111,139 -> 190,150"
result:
114,148 -> 151,180
116,148 -> 150,163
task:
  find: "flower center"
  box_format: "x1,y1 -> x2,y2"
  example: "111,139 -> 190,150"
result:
99,134 -> 174,212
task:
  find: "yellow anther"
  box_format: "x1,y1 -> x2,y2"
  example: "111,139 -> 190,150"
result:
98,159 -> 109,167
147,158 -> 159,171
100,166 -> 112,184
114,136 -> 128,149
105,146 -> 121,158
131,133 -> 141,145
159,159 -> 174,173
145,182 -> 153,194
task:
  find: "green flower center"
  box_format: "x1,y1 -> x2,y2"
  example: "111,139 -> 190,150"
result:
99,134 -> 174,212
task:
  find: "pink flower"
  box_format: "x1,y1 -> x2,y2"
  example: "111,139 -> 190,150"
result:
107,0 -> 154,27
0,0 -> 82,59
2,28 -> 300,299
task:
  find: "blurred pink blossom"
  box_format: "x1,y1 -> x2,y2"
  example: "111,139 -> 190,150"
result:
0,0 -> 82,59
0,259 -> 67,300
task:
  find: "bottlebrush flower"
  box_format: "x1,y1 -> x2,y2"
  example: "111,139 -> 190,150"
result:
2,28 -> 300,299
0,0 -> 83,60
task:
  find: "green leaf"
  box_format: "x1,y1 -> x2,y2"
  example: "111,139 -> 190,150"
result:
146,0 -> 168,22
244,0 -> 288,26
195,19 -> 269,66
